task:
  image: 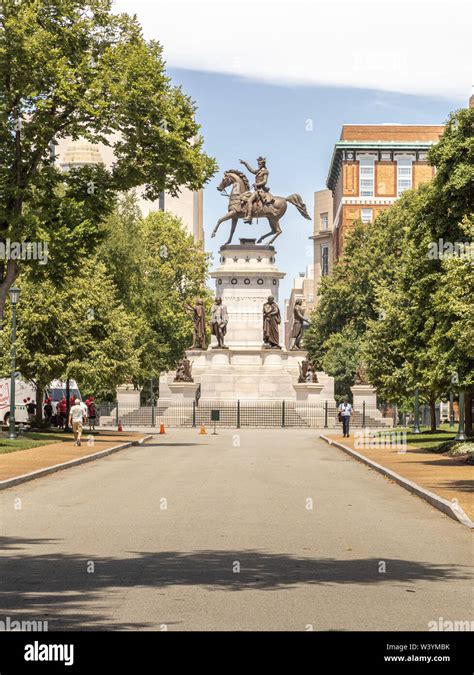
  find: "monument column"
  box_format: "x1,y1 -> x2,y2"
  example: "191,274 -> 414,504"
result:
210,238 -> 285,349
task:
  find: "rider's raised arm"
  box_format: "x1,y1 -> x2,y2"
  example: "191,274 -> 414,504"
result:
239,159 -> 257,174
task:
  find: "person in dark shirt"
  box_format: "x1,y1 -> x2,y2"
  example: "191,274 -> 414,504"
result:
26,400 -> 37,425
44,399 -> 53,425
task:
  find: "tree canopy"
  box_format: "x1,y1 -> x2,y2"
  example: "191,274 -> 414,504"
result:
97,195 -> 212,383
0,0 -> 216,315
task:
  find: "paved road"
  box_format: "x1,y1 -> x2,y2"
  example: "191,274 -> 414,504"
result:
0,430 -> 472,631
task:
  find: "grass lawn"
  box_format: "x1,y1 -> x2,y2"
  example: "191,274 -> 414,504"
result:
376,426 -> 460,451
0,431 -> 72,454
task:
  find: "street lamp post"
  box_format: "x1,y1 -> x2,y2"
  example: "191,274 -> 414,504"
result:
455,391 -> 467,441
8,286 -> 20,440
412,387 -> 421,434
449,392 -> 455,428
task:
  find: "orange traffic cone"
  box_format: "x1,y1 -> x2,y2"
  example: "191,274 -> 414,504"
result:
199,424 -> 207,435
118,419 -> 123,432
159,421 -> 165,434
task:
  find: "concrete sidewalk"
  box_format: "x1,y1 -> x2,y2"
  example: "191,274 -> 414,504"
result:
322,432 -> 473,523
0,432 -> 150,485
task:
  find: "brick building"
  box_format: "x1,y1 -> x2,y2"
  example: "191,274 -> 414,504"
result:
326,125 -> 444,259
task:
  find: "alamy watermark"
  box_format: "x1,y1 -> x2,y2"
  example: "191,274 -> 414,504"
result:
354,429 -> 407,452
427,238 -> 474,262
0,616 -> 48,631
0,239 -> 49,265
428,617 -> 474,631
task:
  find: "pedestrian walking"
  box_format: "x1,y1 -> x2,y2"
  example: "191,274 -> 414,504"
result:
338,397 -> 353,437
69,398 -> 86,447
57,395 -> 67,429
86,396 -> 97,431
79,398 -> 88,419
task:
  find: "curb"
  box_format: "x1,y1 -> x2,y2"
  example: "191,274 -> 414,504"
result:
320,434 -> 474,529
0,435 -> 153,491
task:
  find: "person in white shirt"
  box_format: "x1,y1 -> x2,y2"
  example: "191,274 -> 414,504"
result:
338,397 -> 353,437
79,399 -> 88,418
69,398 -> 86,446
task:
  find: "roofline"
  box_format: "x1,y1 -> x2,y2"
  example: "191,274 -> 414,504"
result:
340,124 -> 444,127
334,141 -> 439,145
326,141 -> 438,191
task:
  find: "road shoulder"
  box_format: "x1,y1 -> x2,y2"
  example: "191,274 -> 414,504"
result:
320,433 -> 473,528
0,432 -> 152,490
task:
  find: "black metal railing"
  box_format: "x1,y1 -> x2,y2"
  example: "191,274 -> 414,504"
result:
96,400 -> 393,429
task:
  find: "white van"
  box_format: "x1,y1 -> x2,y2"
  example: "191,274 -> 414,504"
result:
45,379 -> 82,413
0,376 -> 81,425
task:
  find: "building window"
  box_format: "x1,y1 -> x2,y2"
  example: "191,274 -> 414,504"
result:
359,158 -> 374,197
321,244 -> 329,276
397,158 -> 413,196
361,208 -> 373,223
320,213 -> 328,231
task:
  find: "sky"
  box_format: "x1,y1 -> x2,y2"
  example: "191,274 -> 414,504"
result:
112,0 -> 470,302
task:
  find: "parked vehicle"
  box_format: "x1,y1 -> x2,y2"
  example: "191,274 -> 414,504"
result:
45,380 -> 82,413
0,376 -> 81,425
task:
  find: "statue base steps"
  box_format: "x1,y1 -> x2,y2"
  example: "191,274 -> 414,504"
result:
159,348 -> 335,402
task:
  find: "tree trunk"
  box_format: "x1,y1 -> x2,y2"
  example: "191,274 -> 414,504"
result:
429,398 -> 437,432
465,392 -> 473,437
0,260 -> 19,323
35,383 -> 45,426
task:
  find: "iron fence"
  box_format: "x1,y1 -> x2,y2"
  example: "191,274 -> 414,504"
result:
97,400 -> 395,429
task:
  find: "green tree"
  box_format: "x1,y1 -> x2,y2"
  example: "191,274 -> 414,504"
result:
0,0 -> 216,316
1,258 -> 141,419
98,197 -> 212,383
305,207 -> 403,397
426,107 -> 474,238
361,107 -> 474,431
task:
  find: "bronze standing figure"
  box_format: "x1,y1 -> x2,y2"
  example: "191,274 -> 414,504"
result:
186,299 -> 207,350
210,297 -> 229,349
262,296 -> 281,349
289,299 -> 310,351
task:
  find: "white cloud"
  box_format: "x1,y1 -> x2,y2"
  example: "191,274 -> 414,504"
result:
112,0 -> 471,99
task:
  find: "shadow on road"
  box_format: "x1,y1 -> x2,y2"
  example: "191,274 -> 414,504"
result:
0,536 -> 472,630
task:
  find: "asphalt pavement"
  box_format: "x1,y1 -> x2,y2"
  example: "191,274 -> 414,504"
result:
1,429 -> 472,631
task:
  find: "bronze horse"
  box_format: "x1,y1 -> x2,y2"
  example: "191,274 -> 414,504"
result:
211,169 -> 311,245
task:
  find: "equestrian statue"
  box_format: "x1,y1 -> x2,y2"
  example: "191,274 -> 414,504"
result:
211,156 -> 311,245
